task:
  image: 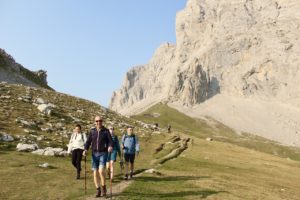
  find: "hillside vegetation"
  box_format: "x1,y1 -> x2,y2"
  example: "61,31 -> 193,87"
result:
1,83 -> 300,199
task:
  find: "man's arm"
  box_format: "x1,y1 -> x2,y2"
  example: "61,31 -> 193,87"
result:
84,130 -> 92,151
135,135 -> 140,155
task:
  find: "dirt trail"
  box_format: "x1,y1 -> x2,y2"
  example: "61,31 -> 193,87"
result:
86,134 -> 190,199
85,180 -> 132,200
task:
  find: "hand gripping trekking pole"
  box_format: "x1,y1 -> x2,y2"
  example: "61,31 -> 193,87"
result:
110,169 -> 112,200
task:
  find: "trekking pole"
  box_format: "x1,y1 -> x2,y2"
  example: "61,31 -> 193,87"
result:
110,169 -> 113,200
84,155 -> 87,195
119,151 -> 124,175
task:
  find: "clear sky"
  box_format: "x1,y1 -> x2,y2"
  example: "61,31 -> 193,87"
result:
0,0 -> 187,107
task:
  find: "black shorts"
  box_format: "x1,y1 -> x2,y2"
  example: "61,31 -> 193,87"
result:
124,153 -> 135,164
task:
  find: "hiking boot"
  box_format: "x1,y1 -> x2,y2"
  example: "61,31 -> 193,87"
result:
130,172 -> 133,179
101,185 -> 107,197
124,174 -> 128,180
95,187 -> 101,198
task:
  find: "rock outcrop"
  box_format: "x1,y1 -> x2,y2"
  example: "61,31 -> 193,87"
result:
110,0 -> 300,146
0,48 -> 52,89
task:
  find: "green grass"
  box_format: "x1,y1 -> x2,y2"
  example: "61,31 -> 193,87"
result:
117,137 -> 300,200
132,103 -> 300,161
0,132 -> 168,200
2,84 -> 300,199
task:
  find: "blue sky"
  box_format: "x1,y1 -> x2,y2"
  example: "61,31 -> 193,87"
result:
0,0 -> 186,107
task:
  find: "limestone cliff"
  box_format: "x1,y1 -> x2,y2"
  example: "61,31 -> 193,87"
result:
0,48 -> 52,90
110,0 -> 300,146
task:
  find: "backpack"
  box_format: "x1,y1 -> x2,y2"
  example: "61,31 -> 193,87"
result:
72,133 -> 84,141
122,134 -> 136,145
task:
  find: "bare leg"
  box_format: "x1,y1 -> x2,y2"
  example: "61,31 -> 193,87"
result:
93,170 -> 100,188
130,162 -> 134,173
125,161 -> 129,175
110,160 -> 114,179
99,167 -> 106,186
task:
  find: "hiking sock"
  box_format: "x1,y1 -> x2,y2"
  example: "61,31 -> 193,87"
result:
95,187 -> 101,197
130,171 -> 133,179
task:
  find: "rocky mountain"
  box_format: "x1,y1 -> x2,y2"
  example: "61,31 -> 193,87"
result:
0,48 -> 52,90
110,0 -> 300,147
0,82 -> 153,153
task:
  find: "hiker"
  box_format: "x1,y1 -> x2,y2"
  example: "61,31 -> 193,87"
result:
83,116 -> 113,198
106,126 -> 122,180
167,124 -> 171,133
121,126 -> 140,180
67,124 -> 87,179
154,123 -> 159,131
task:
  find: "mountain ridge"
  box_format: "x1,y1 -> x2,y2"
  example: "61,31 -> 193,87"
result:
110,0 -> 300,147
0,48 -> 52,90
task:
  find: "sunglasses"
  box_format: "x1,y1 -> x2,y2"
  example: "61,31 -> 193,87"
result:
95,120 -> 103,123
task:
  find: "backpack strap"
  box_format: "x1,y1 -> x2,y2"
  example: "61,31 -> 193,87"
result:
122,134 -> 135,145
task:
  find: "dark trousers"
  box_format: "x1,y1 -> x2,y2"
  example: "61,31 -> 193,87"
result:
72,149 -> 83,174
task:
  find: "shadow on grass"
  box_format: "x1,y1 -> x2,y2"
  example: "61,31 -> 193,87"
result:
134,175 -> 210,182
117,189 -> 226,199
0,142 -> 16,151
37,165 -> 58,170
0,151 -> 8,154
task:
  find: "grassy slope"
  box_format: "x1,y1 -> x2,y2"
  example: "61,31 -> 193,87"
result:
132,103 -> 300,161
2,85 -> 300,199
113,103 -> 300,200
0,83 -> 161,199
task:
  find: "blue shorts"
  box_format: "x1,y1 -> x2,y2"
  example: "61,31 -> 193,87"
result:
92,152 -> 108,170
107,151 -> 117,162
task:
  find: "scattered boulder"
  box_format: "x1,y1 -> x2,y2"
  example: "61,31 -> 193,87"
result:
152,113 -> 161,118
18,96 -> 32,103
38,163 -> 50,168
16,143 -> 39,152
35,97 -> 47,104
0,133 -> 14,141
0,95 -> 11,99
206,137 -> 213,141
145,168 -> 162,176
32,149 -> 46,155
19,120 -> 37,128
32,147 -> 68,157
37,104 -> 52,115
37,136 -> 44,141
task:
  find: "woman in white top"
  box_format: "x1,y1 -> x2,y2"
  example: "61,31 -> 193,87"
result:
68,124 -> 87,179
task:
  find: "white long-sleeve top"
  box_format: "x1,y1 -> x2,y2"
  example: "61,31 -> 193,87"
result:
67,132 -> 87,153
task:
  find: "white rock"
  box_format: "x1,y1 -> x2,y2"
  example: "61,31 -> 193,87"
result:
36,98 -> 47,104
0,133 -> 14,141
32,149 -> 46,155
145,169 -> 156,174
37,104 -> 52,115
0,95 -> 11,99
16,143 -> 38,152
38,163 -> 50,168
